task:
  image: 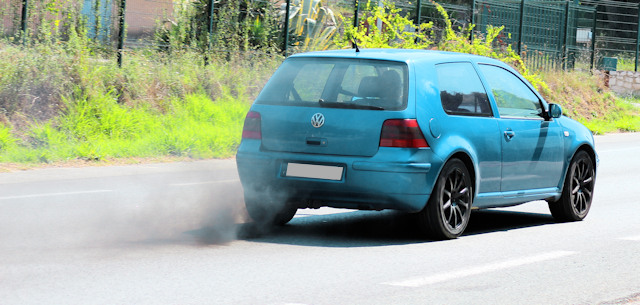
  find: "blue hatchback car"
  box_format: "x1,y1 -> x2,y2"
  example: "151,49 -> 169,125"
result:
236,49 -> 597,239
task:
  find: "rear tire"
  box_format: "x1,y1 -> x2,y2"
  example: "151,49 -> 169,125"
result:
418,159 -> 473,240
245,196 -> 297,226
548,150 -> 595,222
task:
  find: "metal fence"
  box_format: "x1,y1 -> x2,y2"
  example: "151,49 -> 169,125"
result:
414,0 -> 598,71
2,0 -> 640,71
416,0 -> 640,72
581,0 -> 640,71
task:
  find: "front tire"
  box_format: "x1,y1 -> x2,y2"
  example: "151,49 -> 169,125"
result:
548,150 -> 595,222
418,159 -> 473,240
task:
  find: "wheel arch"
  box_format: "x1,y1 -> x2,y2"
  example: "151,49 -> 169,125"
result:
442,151 -> 477,200
576,144 -> 597,174
558,143 -> 597,192
568,143 -> 597,174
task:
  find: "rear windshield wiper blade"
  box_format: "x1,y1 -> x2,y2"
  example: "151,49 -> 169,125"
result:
318,99 -> 384,110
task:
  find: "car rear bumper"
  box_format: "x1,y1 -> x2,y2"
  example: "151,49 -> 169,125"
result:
236,141 -> 443,212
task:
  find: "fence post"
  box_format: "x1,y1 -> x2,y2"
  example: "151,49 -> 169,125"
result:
590,5 -> 597,71
354,0 -> 359,28
283,0 -> 291,56
352,0 -> 359,48
518,0 -> 525,55
415,0 -> 422,25
635,3 -> 640,72
117,0 -> 126,68
469,0 -> 476,43
351,0 -> 360,48
204,0 -> 216,65
563,1 -> 570,71
20,0 -> 28,45
208,0 -> 215,50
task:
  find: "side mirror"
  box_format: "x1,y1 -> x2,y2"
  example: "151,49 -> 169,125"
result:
549,103 -> 562,119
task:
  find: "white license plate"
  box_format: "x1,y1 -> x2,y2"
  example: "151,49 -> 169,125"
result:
285,163 -> 343,181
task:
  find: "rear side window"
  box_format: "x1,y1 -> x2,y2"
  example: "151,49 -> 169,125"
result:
435,62 -> 492,117
478,64 -> 543,119
256,58 -> 408,111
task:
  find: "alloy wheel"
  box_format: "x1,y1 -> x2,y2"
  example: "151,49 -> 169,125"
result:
441,168 -> 471,232
570,157 -> 594,217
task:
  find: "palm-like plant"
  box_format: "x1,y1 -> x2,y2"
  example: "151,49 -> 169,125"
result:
281,0 -> 338,51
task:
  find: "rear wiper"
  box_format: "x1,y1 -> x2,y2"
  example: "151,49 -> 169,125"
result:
318,99 -> 384,110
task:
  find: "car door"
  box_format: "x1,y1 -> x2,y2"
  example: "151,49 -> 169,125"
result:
433,62 -> 502,194
478,64 -> 564,193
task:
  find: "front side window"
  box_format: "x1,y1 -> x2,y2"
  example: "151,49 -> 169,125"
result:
256,58 -> 408,111
478,64 -> 543,119
435,62 -> 492,117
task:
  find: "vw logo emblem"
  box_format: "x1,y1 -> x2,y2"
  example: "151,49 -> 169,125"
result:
311,113 -> 325,128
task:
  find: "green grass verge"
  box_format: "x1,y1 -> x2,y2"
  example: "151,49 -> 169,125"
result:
0,39 -> 638,165
540,70 -> 640,135
577,98 -> 640,135
0,92 -> 251,163
0,36 -> 280,164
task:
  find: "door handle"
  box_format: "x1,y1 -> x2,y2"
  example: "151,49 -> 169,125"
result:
504,129 -> 515,140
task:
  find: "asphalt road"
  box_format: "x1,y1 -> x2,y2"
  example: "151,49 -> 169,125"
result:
1,133 -> 639,305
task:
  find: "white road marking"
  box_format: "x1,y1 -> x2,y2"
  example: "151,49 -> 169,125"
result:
383,250 -> 577,288
0,190 -> 113,200
170,179 -> 240,186
618,235 -> 640,241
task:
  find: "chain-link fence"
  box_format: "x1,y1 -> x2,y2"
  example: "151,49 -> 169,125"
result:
415,0 -> 640,72
2,0 -> 640,72
412,0 -> 597,71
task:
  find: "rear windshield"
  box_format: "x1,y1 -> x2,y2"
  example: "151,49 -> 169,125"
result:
255,58 -> 409,111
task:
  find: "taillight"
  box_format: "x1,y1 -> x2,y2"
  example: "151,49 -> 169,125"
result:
380,119 -> 429,148
242,111 -> 262,139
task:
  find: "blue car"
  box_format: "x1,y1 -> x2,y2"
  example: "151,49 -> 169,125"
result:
236,49 -> 597,239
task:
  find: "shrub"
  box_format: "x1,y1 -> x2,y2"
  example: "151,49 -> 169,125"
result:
336,0 -> 547,92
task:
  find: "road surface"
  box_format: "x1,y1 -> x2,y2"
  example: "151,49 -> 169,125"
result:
0,133 -> 639,305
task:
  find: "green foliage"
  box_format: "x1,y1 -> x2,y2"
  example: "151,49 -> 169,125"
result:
578,98 -> 640,134
430,1 -> 548,93
16,0 -> 88,45
283,0 -> 339,51
0,90 -> 252,163
0,123 -> 17,152
336,1 -> 547,92
157,92 -> 250,158
58,93 -> 153,141
336,1 -> 433,49
0,36 -> 280,163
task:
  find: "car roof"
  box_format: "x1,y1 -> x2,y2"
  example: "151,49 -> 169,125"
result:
289,48 -> 507,67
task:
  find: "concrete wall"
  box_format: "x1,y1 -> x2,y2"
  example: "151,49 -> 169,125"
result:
608,71 -> 640,96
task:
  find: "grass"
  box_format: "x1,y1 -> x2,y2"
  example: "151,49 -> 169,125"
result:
540,69 -> 640,135
0,92 -> 252,163
0,36 -> 281,164
540,70 -> 616,120
577,98 -> 640,135
0,36 -> 638,165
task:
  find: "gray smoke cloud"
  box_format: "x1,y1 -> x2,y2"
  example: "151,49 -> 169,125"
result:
100,177 -> 250,246
0,171 -> 253,251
